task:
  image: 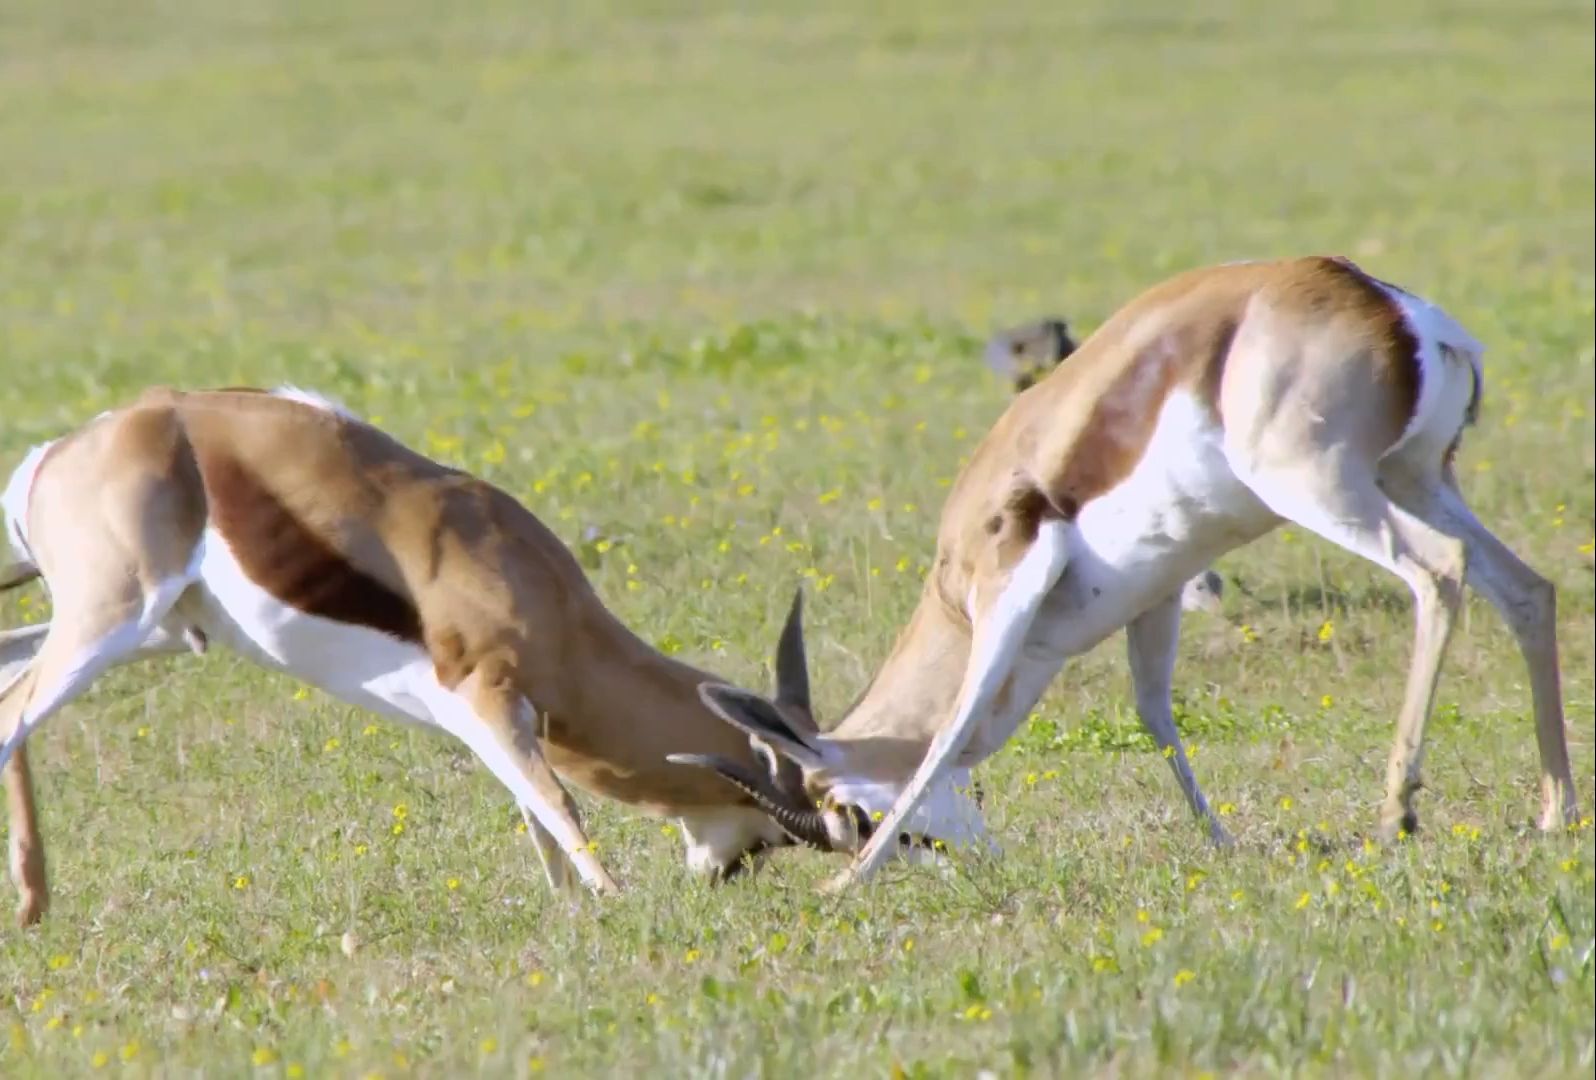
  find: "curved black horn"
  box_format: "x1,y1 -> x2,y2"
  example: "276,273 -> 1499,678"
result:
774,587 -> 813,723
667,752 -> 833,850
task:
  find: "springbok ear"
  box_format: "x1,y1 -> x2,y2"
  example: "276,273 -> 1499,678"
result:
697,682 -> 827,771
773,587 -> 816,730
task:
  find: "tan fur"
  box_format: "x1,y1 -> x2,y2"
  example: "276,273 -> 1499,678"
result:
1,389 -> 785,924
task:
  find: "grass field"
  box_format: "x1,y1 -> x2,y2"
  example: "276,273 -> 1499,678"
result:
1,1 -> 1593,1075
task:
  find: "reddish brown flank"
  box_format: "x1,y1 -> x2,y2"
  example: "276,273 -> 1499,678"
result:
198,453 -> 424,643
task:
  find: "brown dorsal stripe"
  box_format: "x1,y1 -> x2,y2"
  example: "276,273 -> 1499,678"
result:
199,454 -> 422,643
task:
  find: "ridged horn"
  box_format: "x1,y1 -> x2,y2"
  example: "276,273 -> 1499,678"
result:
667,752 -> 833,850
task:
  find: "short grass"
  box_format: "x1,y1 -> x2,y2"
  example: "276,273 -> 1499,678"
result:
1,0 -> 1593,1076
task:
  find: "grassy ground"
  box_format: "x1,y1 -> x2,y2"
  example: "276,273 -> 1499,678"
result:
1,0 -> 1592,1075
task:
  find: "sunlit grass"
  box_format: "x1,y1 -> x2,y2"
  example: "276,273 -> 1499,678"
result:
1,0 -> 1592,1075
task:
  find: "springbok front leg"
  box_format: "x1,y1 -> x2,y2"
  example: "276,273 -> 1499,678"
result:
415,658 -> 618,897
1125,593 -> 1229,844
827,516 -> 1072,890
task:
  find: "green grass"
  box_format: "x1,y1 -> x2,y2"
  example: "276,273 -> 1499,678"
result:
1,0 -> 1592,1075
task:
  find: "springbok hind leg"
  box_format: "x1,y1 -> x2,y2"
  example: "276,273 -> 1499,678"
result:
0,596 -> 165,926
1242,466 -> 1468,839
3,742 -> 45,927
1392,474 -> 1578,830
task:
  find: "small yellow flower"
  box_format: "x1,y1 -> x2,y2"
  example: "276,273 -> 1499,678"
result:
1092,955 -> 1119,973
867,497 -> 883,511
233,875 -> 250,890
1217,802 -> 1236,816
1239,623 -> 1258,644
1279,796 -> 1294,811
683,948 -> 701,964
1140,927 -> 1164,946
1320,695 -> 1334,709
362,724 -> 380,736
447,877 -> 460,890
1136,908 -> 1150,924
91,1050 -> 110,1069
480,1038 -> 498,1055
1549,933 -> 1569,951
252,1047 -> 279,1066
526,971 -> 545,987
136,726 -> 151,738
528,1056 -> 546,1073
323,737 -> 340,752
287,1065 -> 306,1079
391,822 -> 405,836
48,953 -> 70,970
1230,888 -> 1246,902
44,1016 -> 63,1031
392,803 -> 408,820
903,937 -> 915,953
1173,969 -> 1196,987
1431,919 -> 1445,933
1295,892 -> 1311,910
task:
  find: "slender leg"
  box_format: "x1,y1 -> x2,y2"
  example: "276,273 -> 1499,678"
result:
416,661 -> 618,896
829,518 -> 1072,890
1394,475 -> 1577,830
1242,466 -> 1467,837
1125,593 -> 1228,843
0,593 -> 166,926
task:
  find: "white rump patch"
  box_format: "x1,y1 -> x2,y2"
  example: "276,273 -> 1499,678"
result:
1374,282 -> 1484,460
271,385 -> 357,419
2,440 -> 56,565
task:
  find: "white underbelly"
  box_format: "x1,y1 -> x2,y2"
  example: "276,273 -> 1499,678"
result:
967,392 -> 1278,755
182,529 -> 436,724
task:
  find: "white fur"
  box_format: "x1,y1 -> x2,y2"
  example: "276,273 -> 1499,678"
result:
271,385 -> 357,419
678,808 -> 788,876
844,518 -> 1071,882
1374,282 -> 1484,462
828,767 -> 991,852
2,441 -> 54,567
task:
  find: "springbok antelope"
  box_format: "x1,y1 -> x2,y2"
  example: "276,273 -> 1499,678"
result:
678,255 -> 1579,889
0,387 -> 822,925
987,316 -> 1228,616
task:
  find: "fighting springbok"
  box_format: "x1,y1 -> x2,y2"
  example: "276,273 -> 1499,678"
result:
677,255 -> 1578,889
0,387 -> 823,925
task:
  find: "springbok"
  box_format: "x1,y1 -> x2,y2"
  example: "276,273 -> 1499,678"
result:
987,316 -> 1227,616
678,255 -> 1579,889
0,387 -> 822,925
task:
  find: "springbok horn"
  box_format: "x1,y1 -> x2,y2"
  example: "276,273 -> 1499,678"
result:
667,752 -> 833,850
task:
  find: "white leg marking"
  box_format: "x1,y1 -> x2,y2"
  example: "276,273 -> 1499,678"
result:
1126,594 -> 1228,843
409,678 -> 607,892
838,518 -> 1072,887
0,576 -> 193,771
